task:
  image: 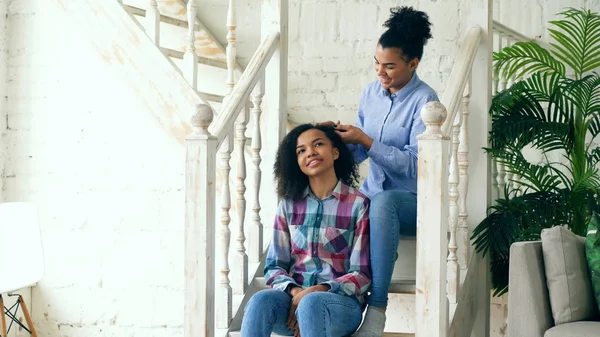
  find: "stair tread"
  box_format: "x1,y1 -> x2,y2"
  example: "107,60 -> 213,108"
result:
128,12 -> 227,62
123,0 -> 190,23
228,332 -> 413,337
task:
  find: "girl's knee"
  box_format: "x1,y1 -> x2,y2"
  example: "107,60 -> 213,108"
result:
296,292 -> 326,318
246,290 -> 282,313
371,190 -> 415,207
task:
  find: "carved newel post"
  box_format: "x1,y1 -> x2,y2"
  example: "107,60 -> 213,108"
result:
185,104 -> 217,337
415,101 -> 450,337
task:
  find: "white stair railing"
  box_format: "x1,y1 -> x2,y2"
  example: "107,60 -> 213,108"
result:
217,129 -> 233,329
415,11 -> 548,337
234,106 -> 250,296
491,20 -> 550,197
185,105 -> 217,337
457,84 -> 471,273
248,79 -> 265,264
146,0 -> 160,45
184,1 -> 287,335
226,0 -> 237,95
416,0 -> 492,331
184,0 -> 198,89
416,102 -> 450,337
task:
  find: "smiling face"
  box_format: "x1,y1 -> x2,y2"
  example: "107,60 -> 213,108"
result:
375,44 -> 419,94
296,128 -> 339,178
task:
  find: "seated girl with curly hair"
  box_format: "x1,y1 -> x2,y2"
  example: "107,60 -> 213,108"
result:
240,124 -> 371,337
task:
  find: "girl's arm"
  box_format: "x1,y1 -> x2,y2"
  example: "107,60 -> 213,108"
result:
349,93 -> 438,180
363,94 -> 437,180
321,199 -> 371,297
346,91 -> 369,164
264,201 -> 300,292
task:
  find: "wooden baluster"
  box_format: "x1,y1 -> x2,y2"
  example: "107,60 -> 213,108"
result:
498,33 -> 508,92
457,83 -> 471,271
506,36 -> 517,88
185,104 -> 217,337
492,25 -> 507,198
226,0 -> 237,94
183,0 -> 198,89
416,101 -> 449,337
497,161 -> 507,199
512,173 -> 522,196
492,32 -> 500,95
217,132 -> 233,329
249,79 -> 265,263
234,105 -> 250,295
447,109 -> 461,318
491,158 -> 500,201
491,32 -> 502,202
147,0 -> 160,46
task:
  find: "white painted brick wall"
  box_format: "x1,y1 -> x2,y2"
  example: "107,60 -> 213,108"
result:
3,0 -> 600,336
0,0 -> 6,203
4,1 -> 186,336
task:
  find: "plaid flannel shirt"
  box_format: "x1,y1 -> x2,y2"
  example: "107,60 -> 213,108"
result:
264,181 -> 371,303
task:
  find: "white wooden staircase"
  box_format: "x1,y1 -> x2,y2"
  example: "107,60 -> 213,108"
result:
104,0 -> 543,335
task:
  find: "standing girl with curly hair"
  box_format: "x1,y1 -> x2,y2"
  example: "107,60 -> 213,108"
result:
320,6 -> 439,336
240,124 -> 371,337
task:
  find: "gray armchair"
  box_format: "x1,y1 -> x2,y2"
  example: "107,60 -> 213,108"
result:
508,241 -> 600,337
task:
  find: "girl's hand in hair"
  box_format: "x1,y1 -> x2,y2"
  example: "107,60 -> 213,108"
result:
335,124 -> 374,150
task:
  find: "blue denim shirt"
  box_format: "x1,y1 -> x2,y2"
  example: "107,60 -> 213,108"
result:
349,73 -> 439,199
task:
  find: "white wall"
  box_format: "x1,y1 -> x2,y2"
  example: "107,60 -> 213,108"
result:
5,1 -> 187,336
0,0 -> 6,202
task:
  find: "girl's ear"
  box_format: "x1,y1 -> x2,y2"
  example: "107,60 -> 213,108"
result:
333,147 -> 340,160
409,57 -> 420,71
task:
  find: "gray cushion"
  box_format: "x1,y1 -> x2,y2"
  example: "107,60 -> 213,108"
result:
541,226 -> 598,325
544,321 -> 600,337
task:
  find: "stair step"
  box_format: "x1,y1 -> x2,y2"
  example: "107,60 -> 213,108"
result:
121,0 -> 243,74
128,12 -> 227,62
228,332 -> 414,337
161,47 -> 228,69
169,56 -> 229,97
123,5 -> 189,29
122,0 -> 191,23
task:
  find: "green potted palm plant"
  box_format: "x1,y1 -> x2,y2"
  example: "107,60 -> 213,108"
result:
471,8 -> 600,295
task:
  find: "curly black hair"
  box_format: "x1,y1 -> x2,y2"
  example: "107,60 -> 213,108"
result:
274,124 -> 360,201
379,6 -> 433,61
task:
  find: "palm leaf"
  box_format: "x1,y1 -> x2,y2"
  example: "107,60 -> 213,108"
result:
587,146 -> 600,166
563,74 -> 600,118
549,8 -> 600,76
488,147 -> 563,192
489,84 -> 573,152
472,189 -> 580,294
494,42 -> 566,80
483,8 -> 600,296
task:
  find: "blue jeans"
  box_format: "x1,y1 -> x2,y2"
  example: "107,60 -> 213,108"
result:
367,190 -> 417,307
240,289 -> 363,337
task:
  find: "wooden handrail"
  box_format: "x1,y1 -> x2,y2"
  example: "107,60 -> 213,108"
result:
492,20 -> 551,49
209,32 -> 280,146
441,26 -> 482,136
